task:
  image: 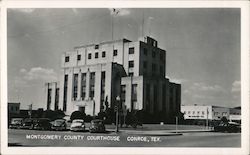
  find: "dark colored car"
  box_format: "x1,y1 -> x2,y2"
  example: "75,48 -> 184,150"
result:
51,119 -> 67,131
214,122 -> 241,133
89,119 -> 106,133
34,118 -> 52,130
21,118 -> 37,130
9,118 -> 23,129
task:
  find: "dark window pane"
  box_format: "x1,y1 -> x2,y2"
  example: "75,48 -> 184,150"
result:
113,50 -> 118,56
88,53 -> 92,59
95,52 -> 98,58
129,61 -> 134,68
102,51 -> 106,58
65,56 -> 69,62
77,55 -> 81,61
129,47 -> 134,54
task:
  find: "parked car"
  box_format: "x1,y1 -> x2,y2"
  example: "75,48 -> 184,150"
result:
9,118 -> 23,129
89,119 -> 106,133
51,119 -> 67,131
70,119 -> 85,132
214,122 -> 241,133
21,118 -> 37,130
33,118 -> 52,130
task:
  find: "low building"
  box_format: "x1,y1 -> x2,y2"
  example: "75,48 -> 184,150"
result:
8,102 -> 20,115
181,105 -> 241,124
8,102 -> 21,124
229,108 -> 241,123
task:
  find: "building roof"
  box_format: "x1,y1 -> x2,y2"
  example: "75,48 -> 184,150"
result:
74,38 -> 131,50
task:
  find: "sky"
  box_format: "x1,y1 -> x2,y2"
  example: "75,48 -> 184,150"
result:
7,8 -> 241,110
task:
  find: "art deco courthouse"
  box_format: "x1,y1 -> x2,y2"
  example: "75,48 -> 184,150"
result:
45,36 -> 181,119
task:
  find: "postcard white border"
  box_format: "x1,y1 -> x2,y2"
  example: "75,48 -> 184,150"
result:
1,1 -> 249,155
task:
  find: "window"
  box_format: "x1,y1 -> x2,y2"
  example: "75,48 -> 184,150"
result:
152,63 -> 156,72
197,111 -> 200,114
95,45 -> 99,49
143,61 -> 147,69
184,111 -> 186,114
81,73 -> 86,99
129,61 -> 134,68
63,75 -> 68,111
160,66 -> 164,74
88,53 -> 92,59
90,72 -> 95,80
160,52 -> 164,61
65,56 -> 69,62
89,72 -> 95,99
129,47 -> 134,54
55,88 -> 59,110
143,48 -> 147,55
152,50 -> 156,58
95,52 -> 98,58
188,111 -> 190,114
47,88 -> 52,110
73,74 -> 78,100
154,84 -> 157,103
77,54 -> 81,61
202,111 -> 205,115
128,72 -> 134,76
102,51 -> 106,58
113,49 -> 118,56
193,111 -> 195,114
101,72 -> 105,101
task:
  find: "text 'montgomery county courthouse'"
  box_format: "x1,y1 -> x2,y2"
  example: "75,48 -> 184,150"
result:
45,36 -> 181,121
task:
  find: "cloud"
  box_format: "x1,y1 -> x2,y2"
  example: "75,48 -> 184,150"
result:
231,80 -> 240,93
108,8 -> 130,16
182,82 -> 228,106
191,82 -> 224,93
20,67 -> 58,82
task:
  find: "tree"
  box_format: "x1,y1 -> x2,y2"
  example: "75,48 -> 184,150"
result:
221,116 -> 228,123
70,111 -> 86,121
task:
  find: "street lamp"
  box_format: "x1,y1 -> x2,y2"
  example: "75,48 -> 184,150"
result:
115,96 -> 120,133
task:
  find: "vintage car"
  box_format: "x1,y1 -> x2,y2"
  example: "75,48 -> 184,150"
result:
214,122 -> 241,133
70,119 -> 85,132
9,118 -> 23,129
20,118 -> 37,130
89,119 -> 106,133
33,118 -> 52,130
51,119 -> 67,131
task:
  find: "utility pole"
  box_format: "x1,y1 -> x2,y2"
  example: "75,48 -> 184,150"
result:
115,96 -> 120,133
206,107 -> 209,129
175,116 -> 178,133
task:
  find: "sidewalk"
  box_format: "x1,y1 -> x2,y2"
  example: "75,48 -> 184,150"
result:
107,129 -> 212,136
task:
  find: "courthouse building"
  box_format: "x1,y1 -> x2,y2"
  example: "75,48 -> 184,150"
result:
45,36 -> 181,121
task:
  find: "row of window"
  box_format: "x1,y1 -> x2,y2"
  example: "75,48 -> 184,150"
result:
65,47 -> 165,63
143,61 -> 164,74
65,47 -> 135,62
184,111 -> 206,115
142,48 -> 165,61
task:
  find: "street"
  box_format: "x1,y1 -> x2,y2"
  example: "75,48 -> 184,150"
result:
8,129 -> 241,147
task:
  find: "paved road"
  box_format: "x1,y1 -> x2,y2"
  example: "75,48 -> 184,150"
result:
8,129 -> 240,147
